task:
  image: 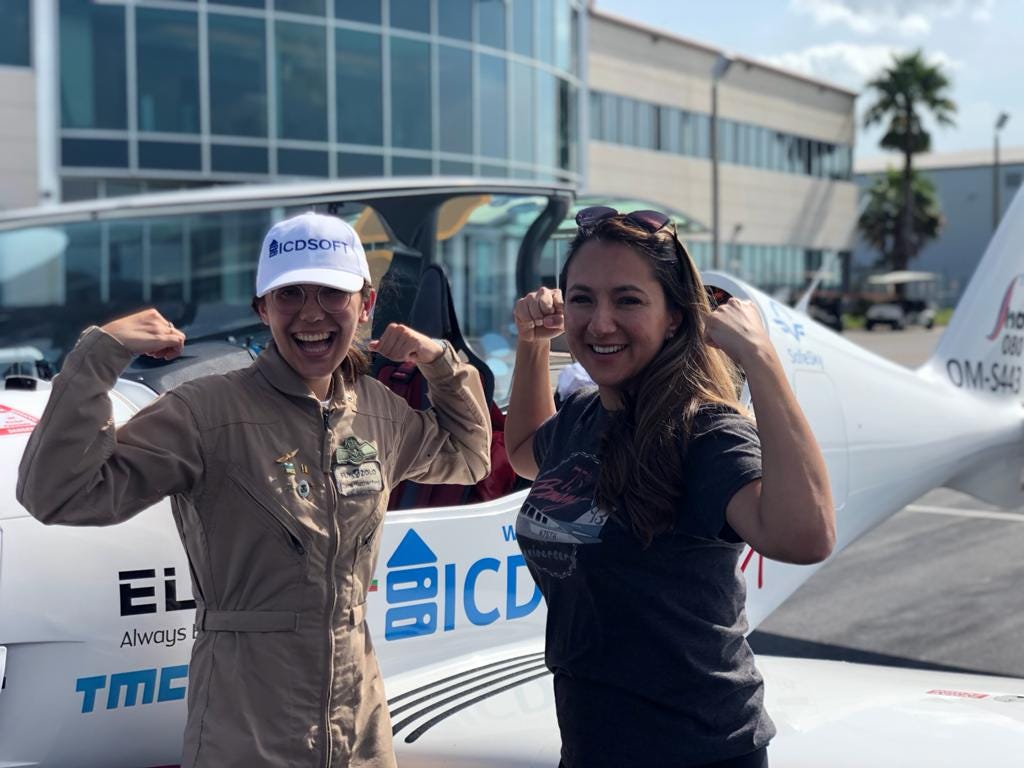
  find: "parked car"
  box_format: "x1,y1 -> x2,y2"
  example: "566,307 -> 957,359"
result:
865,299 -> 936,331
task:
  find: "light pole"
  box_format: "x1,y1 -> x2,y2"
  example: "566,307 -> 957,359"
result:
994,112 -> 1010,231
710,53 -> 734,270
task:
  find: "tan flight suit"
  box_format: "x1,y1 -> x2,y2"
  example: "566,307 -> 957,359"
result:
17,327 -> 491,767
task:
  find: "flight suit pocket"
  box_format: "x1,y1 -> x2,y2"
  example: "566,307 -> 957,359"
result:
227,469 -> 310,557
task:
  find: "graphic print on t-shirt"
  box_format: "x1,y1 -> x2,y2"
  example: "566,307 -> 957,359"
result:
517,451 -> 609,578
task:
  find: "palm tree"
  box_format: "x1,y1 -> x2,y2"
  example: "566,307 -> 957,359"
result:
862,50 -> 956,282
858,168 -> 943,269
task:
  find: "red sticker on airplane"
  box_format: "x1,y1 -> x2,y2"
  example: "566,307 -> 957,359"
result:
0,405 -> 39,435
926,689 -> 989,699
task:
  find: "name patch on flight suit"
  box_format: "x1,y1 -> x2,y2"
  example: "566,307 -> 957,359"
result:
333,435 -> 383,495
334,462 -> 384,495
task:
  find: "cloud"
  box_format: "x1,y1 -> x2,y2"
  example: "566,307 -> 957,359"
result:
789,0 -> 996,36
762,43 -> 961,92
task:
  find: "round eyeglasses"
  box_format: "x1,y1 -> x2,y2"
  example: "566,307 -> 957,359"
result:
269,284 -> 354,314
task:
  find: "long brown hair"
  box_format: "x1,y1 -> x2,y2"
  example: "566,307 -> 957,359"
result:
560,216 -> 743,546
252,280 -> 373,384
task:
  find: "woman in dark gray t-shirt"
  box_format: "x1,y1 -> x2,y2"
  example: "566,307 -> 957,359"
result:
505,208 -> 836,768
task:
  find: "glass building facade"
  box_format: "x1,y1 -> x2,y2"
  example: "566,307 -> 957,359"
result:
54,0 -> 582,200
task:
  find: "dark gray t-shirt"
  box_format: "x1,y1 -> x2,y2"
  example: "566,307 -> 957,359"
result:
517,389 -> 775,768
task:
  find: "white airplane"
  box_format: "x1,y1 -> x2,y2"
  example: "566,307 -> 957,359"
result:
1,179 -> 1024,767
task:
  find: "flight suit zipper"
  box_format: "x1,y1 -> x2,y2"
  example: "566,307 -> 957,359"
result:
321,405 -> 340,768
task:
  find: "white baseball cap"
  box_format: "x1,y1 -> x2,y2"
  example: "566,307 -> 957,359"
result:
255,211 -> 371,297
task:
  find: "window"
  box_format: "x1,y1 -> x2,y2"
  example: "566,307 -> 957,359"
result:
392,155 -> 432,175
589,90 -> 602,142
620,98 -> 636,146
441,160 -> 474,175
636,103 -> 655,150
659,107 -> 679,154
554,0 -> 571,72
336,0 -> 381,24
209,14 -> 267,137
439,0 -> 472,40
680,111 -> 694,156
512,63 -> 535,163
139,141 -> 201,171
276,21 -> 327,142
534,0 -> 554,64
276,0 -> 325,15
212,145 -> 269,174
535,70 -> 556,167
477,0 -> 506,49
512,0 -> 533,56
390,37 -> 431,150
336,29 -> 382,146
602,94 -> 619,144
278,148 -> 329,177
60,0 -> 127,129
0,0 -> 30,67
338,152 -> 384,177
137,8 -> 200,134
558,79 -> 574,171
390,0 -> 430,33
719,119 -> 733,163
479,54 -> 508,158
439,45 -> 474,155
62,138 -> 128,168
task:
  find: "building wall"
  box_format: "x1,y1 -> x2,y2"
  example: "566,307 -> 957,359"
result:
0,66 -> 39,210
853,156 -> 1024,305
586,11 -> 858,289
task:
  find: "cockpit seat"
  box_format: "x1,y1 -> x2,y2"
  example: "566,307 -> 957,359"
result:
376,264 -> 517,509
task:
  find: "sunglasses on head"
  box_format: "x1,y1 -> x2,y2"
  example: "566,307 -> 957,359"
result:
574,206 -> 673,234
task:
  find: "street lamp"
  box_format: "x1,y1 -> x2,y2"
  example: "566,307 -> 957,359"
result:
994,112 -> 1010,231
710,53 -> 734,270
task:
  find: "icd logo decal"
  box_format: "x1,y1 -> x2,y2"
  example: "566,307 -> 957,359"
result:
384,529 -> 542,641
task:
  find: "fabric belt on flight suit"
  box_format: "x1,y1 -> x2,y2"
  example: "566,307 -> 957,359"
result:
195,606 -> 300,632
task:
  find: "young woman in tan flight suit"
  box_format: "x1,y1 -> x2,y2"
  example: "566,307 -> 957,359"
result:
17,211 -> 492,768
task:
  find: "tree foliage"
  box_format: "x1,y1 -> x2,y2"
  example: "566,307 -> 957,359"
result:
862,50 -> 956,281
858,168 -> 943,268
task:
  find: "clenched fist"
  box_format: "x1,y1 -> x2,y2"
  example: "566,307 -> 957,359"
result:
102,309 -> 186,361
368,323 -> 444,364
514,286 -> 564,344
704,298 -> 769,365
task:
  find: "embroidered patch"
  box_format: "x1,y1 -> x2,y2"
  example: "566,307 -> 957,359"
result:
336,436 -> 379,465
334,461 -> 384,496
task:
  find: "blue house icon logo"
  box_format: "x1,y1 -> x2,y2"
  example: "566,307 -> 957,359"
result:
268,239 -> 280,257
384,529 -> 438,641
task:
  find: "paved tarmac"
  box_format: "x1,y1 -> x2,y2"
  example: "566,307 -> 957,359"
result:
748,324 -> 1024,679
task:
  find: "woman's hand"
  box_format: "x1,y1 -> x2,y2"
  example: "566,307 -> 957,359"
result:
704,298 -> 770,366
514,287 -> 564,344
368,323 -> 445,364
101,309 -> 186,360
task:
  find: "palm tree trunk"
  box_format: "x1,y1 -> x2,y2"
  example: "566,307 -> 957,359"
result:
898,138 -> 914,299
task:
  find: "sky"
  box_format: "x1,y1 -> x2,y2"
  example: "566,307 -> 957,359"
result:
594,0 -> 1024,165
